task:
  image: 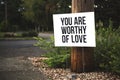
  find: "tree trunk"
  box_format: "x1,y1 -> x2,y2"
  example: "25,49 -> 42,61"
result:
71,0 -> 94,73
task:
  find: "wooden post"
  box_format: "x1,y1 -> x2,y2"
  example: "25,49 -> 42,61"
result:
71,0 -> 94,73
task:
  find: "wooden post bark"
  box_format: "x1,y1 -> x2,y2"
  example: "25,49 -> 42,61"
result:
71,0 -> 94,73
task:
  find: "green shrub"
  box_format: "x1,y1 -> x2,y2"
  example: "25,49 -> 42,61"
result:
34,36 -> 70,68
44,54 -> 70,68
22,31 -> 38,37
0,32 -> 4,37
3,32 -> 16,37
94,27 -> 120,73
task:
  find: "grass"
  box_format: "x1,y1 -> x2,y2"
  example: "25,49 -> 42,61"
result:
0,32 -> 36,40
0,37 -> 35,40
0,32 -> 4,37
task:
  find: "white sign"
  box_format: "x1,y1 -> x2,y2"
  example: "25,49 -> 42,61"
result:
53,12 -> 96,47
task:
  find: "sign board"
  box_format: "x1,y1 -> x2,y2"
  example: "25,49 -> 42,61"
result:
53,12 -> 96,47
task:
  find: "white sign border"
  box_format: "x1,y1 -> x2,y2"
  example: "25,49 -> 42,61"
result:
53,12 -> 96,47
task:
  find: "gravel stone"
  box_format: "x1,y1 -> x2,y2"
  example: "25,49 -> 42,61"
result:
29,57 -> 120,80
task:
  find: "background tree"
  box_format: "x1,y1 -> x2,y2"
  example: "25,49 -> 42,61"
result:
0,0 -> 23,32
95,0 -> 120,28
1,0 -> 119,32
22,0 -> 71,32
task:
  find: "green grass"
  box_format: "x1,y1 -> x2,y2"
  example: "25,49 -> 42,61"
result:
0,32 -> 35,40
0,32 -> 4,37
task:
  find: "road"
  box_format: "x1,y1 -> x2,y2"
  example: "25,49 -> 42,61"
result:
0,40 -> 46,57
0,40 -> 47,80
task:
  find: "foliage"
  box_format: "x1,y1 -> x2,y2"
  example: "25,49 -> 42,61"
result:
0,21 -> 5,31
3,32 -> 16,37
94,26 -> 120,73
34,36 -> 70,68
22,31 -> 38,37
0,0 -> 23,32
44,54 -> 70,68
0,32 -> 4,37
0,0 -> 120,32
34,26 -> 120,71
95,0 -> 120,27
21,0 -> 71,31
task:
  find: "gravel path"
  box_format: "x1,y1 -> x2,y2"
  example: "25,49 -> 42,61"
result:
29,57 -> 120,80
